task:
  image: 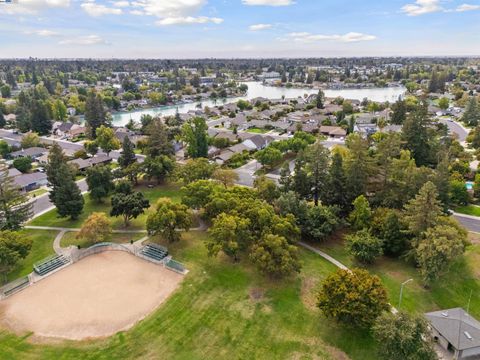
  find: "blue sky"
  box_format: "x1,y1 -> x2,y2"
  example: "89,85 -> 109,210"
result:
0,0 -> 480,58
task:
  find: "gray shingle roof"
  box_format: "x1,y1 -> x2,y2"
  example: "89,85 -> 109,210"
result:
426,308 -> 480,350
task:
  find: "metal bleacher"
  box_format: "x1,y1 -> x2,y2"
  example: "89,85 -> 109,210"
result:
140,243 -> 169,262
34,254 -> 70,276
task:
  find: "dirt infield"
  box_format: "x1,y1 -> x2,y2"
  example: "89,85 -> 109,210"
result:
0,251 -> 183,340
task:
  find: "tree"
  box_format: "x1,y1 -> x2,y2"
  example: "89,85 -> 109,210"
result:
0,164 -> 32,230
255,146 -> 282,169
146,198 -> 192,242
30,100 -> 52,135
462,97 -> 480,127
95,125 -> 120,156
206,213 -> 252,261
46,143 -> 69,188
86,165 -> 114,203
0,140 -> 10,158
304,142 -> 330,206
52,99 -> 67,121
249,234 -> 301,278
181,180 -> 220,209
176,158 -> 217,184
110,190 -> 149,227
0,84 -> 11,98
402,104 -> 431,167
416,224 -> 465,285
390,99 -> 407,125
316,89 -> 325,109
345,134 -> 372,202
317,268 -> 390,328
84,140 -> 98,157
143,155 -> 175,184
21,133 -> 40,148
85,92 -> 107,138
0,113 -> 5,129
403,181 -> 442,237
438,97 -> 449,111
0,231 -> 32,283
50,164 -> 84,220
346,229 -> 383,264
13,157 -> 32,173
182,117 -> 209,158
348,195 -> 372,230
118,136 -> 136,169
449,179 -> 469,206
212,168 -> 238,188
371,209 -> 408,257
302,205 -> 340,242
373,312 -> 438,360
324,152 -> 348,212
145,118 -> 173,157
76,212 -> 112,245
254,175 -> 279,204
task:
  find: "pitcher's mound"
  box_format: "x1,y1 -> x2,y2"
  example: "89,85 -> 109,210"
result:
0,251 -> 183,340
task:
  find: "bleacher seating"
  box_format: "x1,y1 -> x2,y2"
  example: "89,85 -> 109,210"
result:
1,276 -> 30,298
34,254 -> 70,276
141,243 -> 169,262
165,259 -> 185,273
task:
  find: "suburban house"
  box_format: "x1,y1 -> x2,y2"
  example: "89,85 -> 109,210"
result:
12,172 -> 48,192
243,135 -> 274,151
68,154 -> 112,171
318,126 -> 347,138
426,308 -> 480,359
10,147 -> 47,160
214,143 -> 250,164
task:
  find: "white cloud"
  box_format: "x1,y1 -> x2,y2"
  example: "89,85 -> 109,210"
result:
0,0 -> 70,15
156,16 -> 223,26
111,0 -> 130,7
131,0 -> 222,26
401,0 -> 442,16
287,32 -> 377,43
456,3 -> 480,11
81,1 -> 123,16
59,34 -> 108,45
242,0 -> 294,5
249,23 -> 272,31
24,29 -> 60,37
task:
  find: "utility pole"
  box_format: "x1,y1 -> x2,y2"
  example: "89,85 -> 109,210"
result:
398,278 -> 413,310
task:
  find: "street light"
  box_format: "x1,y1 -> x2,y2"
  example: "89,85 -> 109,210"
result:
398,278 -> 413,310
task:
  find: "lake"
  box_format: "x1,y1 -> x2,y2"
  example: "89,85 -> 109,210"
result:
111,81 -> 406,126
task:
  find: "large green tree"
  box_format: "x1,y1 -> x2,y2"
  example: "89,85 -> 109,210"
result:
402,104 -> 431,167
86,165 -> 114,203
146,198 -> 192,242
118,136 -> 136,169
317,268 -> 390,328
50,164 -> 84,220
85,92 -> 108,139
346,229 -> 383,264
182,117 -> 209,158
373,312 -> 438,360
110,190 -> 150,227
95,125 -> 120,156
0,164 -> 32,230
143,155 -> 175,185
0,231 -> 32,283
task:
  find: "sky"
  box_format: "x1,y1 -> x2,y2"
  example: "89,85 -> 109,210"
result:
0,0 -> 480,58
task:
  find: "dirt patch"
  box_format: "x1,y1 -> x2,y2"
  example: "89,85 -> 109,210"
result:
301,276 -> 319,310
249,288 -> 264,301
468,232 -> 480,245
0,251 -> 183,341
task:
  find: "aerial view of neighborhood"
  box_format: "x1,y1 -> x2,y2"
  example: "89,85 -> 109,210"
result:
2,0 -> 480,359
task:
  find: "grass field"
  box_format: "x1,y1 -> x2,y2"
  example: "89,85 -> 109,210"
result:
455,205 -> 480,217
61,231 -> 145,249
0,231 -> 379,360
317,234 -> 480,318
29,184 -> 184,230
5,230 -> 58,282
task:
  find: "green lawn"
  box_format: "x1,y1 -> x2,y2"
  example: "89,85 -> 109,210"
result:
29,184 -> 184,230
246,127 -> 269,134
455,205 -> 480,217
5,229 -> 58,282
0,231 -> 378,360
317,234 -> 480,318
61,231 -> 145,249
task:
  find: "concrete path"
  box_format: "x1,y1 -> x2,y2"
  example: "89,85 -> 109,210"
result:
298,242 -> 349,270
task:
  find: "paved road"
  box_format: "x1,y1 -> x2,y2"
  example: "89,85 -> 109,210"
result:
30,179 -> 88,219
438,118 -> 468,142
453,213 -> 480,233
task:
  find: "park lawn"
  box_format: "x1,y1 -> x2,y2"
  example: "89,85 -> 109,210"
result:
6,230 -> 58,282
455,205 -> 480,217
29,184 -> 184,231
246,127 -> 269,134
0,231 -> 378,360
317,235 -> 480,318
61,231 -> 145,249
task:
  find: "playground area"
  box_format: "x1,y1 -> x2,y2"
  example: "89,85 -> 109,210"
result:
0,251 -> 183,340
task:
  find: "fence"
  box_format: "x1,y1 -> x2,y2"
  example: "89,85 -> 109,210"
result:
71,242 -> 134,263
